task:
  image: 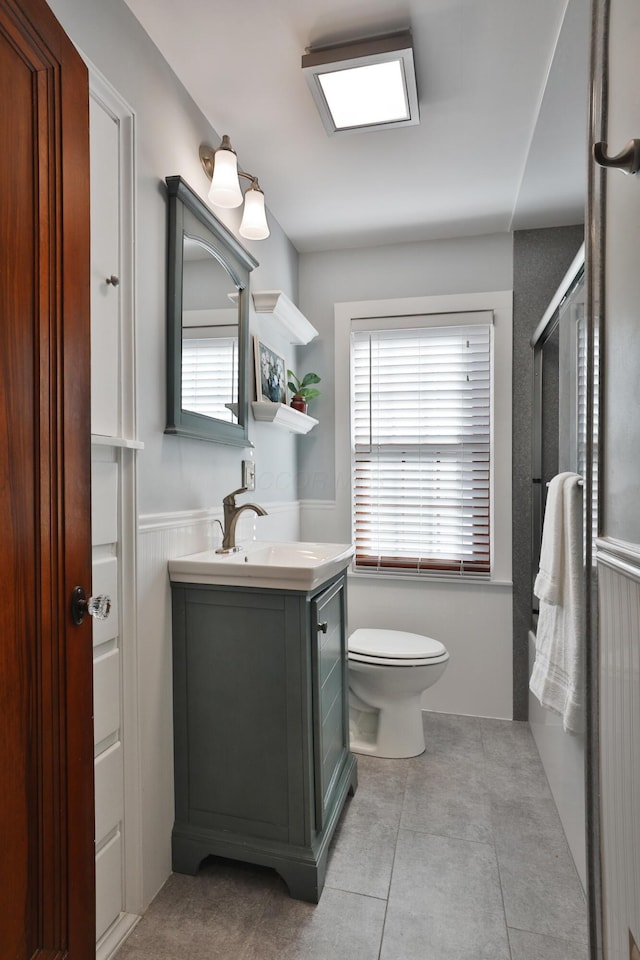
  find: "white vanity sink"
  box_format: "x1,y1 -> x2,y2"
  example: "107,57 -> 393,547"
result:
168,540 -> 354,591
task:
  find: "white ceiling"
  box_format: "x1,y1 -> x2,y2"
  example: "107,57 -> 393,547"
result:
123,0 -> 589,253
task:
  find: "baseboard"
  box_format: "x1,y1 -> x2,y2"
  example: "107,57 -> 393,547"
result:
96,912 -> 140,960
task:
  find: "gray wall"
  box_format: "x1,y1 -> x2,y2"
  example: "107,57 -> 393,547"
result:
298,232 -> 514,499
49,0 -> 300,514
512,225 -> 584,719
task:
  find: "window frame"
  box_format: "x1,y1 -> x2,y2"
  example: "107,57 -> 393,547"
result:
333,291 -> 513,586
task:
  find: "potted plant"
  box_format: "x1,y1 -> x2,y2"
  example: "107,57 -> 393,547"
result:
287,370 -> 321,415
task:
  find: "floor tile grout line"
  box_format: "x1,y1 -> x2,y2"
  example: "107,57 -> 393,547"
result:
488,787 -> 587,893
396,822 -> 496,848
506,922 -> 590,946
481,724 -> 514,960
374,756 -> 410,960
490,828 -> 515,959
322,882 -> 387,903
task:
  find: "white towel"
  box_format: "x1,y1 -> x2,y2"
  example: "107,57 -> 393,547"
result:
533,472 -> 574,604
530,472 -> 584,733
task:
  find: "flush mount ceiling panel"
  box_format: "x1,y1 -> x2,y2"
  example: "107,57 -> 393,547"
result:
302,31 -> 419,135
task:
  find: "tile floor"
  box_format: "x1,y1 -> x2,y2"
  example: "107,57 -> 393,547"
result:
116,713 -> 588,960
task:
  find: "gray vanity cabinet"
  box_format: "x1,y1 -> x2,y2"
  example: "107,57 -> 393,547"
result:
170,571 -> 357,902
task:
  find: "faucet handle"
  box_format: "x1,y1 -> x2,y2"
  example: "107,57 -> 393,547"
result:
223,486 -> 248,505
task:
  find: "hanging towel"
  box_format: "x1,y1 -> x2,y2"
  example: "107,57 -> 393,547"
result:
530,472 -> 584,733
533,473 -> 574,604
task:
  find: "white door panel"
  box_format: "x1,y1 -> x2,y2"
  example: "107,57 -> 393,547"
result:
93,648 -> 121,747
95,742 -> 124,843
95,831 -> 124,942
90,96 -> 120,438
92,460 -> 119,546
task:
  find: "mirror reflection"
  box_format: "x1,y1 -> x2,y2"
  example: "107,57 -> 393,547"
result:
181,231 -> 239,424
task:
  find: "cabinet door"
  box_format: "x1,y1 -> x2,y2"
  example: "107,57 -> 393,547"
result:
311,577 -> 349,830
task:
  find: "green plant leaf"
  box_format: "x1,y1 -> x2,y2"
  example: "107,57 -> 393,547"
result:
287,370 -> 321,400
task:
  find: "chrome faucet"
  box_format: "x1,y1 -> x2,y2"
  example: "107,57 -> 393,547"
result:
216,487 -> 268,553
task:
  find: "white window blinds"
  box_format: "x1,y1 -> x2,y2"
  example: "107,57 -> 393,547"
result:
181,335 -> 238,422
351,321 -> 492,575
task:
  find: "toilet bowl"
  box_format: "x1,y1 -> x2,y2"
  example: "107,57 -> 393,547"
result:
347,628 -> 449,759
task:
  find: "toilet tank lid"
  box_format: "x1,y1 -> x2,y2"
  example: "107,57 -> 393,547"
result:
348,628 -> 447,660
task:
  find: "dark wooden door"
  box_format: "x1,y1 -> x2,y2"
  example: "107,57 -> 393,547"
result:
0,0 -> 94,956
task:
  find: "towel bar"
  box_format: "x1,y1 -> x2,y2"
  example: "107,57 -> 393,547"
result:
545,478 -> 584,487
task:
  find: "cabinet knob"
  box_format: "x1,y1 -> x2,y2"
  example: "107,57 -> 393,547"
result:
317,621 -> 328,634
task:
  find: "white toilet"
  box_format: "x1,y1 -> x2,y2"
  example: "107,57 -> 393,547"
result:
347,628 -> 449,759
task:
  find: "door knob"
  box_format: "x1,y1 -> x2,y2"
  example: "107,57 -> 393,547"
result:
317,621 -> 328,634
70,586 -> 112,626
593,139 -> 640,174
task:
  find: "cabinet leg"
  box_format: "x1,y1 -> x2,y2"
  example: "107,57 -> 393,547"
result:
171,834 -> 206,876
276,856 -> 327,904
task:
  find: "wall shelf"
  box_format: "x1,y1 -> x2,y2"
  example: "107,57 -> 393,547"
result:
251,401 -> 318,434
251,290 -> 318,345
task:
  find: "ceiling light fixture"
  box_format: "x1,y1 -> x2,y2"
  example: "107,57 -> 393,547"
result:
302,30 -> 419,135
199,136 -> 270,240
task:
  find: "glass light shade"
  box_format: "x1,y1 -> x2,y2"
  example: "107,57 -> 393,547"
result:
318,60 -> 408,129
208,148 -> 243,208
239,187 -> 270,240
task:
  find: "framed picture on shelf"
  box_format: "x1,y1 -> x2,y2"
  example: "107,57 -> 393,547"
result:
254,337 -> 287,404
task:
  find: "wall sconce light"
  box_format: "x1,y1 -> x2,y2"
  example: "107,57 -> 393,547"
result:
199,135 -> 270,240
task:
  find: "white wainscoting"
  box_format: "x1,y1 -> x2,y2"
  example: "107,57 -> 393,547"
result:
136,500 -> 300,908
597,537 -> 640,960
301,500 -> 513,720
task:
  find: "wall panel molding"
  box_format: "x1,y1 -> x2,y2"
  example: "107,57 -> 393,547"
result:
597,536 -> 640,960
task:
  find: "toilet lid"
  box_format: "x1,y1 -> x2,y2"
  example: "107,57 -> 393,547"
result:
348,628 -> 446,661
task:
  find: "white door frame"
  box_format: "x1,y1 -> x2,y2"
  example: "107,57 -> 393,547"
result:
88,60 -> 144,959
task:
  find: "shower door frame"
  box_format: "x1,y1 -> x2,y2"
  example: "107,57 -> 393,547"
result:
530,247 -> 585,619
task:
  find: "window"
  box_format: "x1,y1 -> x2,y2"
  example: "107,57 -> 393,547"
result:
181,333 -> 238,423
351,317 -> 492,576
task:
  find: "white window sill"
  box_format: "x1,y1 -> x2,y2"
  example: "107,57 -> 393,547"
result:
347,567 -> 512,587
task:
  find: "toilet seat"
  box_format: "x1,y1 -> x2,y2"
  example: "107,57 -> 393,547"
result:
348,628 -> 448,667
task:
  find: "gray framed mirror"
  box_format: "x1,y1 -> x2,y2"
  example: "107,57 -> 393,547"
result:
165,175 -> 258,445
